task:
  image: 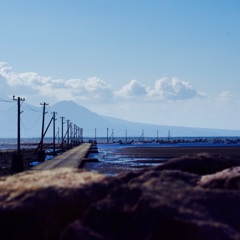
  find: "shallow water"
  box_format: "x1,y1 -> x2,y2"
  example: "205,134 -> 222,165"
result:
84,143 -> 166,176
83,139 -> 240,176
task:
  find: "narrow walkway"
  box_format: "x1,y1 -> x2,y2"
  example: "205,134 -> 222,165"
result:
33,143 -> 92,170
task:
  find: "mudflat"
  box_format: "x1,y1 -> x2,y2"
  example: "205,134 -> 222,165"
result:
116,145 -> 240,159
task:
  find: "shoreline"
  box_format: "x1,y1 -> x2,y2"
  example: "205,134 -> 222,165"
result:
1,145 -> 240,177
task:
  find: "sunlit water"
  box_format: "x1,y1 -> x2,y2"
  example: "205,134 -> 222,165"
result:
83,137 -> 240,176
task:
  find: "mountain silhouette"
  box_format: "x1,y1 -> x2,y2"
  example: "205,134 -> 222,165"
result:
0,100 -> 239,138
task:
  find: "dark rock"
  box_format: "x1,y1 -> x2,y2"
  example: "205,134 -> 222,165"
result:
60,169 -> 240,240
155,153 -> 240,175
1,155 -> 240,240
199,166 -> 240,190
0,168 -> 108,240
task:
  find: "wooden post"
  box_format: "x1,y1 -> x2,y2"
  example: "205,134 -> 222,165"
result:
53,112 -> 57,156
12,96 -> 25,172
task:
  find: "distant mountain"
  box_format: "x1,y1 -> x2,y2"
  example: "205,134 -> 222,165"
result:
0,100 -> 239,138
102,116 -> 240,138
50,100 -> 112,129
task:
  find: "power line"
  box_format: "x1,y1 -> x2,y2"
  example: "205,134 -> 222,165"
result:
20,112 -> 42,130
0,97 -> 13,103
22,102 -> 41,112
0,103 -> 17,114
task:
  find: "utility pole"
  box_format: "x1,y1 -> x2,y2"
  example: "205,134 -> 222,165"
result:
74,124 -> 76,146
107,128 -> 109,143
95,128 -> 97,143
81,128 -> 83,143
57,127 -> 60,143
67,120 -> 70,149
38,102 -> 48,162
12,96 -> 25,172
61,116 -> 65,152
52,112 -> 57,156
70,122 -> 73,148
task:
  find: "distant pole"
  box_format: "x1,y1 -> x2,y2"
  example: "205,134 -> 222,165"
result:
112,129 -> 114,142
12,96 -> 25,171
125,129 -> 127,142
67,120 -> 70,149
80,127 -> 83,144
61,117 -> 65,152
40,102 -> 48,151
52,112 -> 57,156
157,130 -> 159,142
107,128 -> 109,143
95,128 -> 97,142
73,124 -> 76,146
69,122 -> 72,148
77,126 -> 80,144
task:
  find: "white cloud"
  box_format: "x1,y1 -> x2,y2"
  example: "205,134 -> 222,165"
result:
148,77 -> 202,100
0,62 -> 205,105
116,80 -> 147,98
0,62 -> 114,103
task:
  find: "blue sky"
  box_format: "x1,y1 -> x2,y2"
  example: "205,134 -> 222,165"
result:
0,0 -> 240,130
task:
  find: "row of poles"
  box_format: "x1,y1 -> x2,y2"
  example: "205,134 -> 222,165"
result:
97,128 -> 145,143
12,97 -> 83,171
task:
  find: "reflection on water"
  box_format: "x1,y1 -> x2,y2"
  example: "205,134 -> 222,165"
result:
84,143 -> 165,176
83,138 -> 240,176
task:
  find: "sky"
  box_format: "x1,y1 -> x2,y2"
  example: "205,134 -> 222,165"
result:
0,0 -> 240,130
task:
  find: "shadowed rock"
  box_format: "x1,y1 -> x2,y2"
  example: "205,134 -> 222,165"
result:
1,155 -> 240,240
0,168 -> 108,240
199,166 -> 240,190
155,153 -> 240,175
60,169 -> 240,240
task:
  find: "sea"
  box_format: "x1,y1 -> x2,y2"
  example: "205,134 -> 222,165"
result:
1,136 -> 240,176
84,136 -> 240,176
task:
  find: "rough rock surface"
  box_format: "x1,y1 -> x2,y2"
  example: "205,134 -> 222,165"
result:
1,154 -> 240,240
199,166 -> 240,190
155,153 -> 240,175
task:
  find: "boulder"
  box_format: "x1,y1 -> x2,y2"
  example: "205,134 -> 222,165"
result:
60,169 -> 240,240
0,168 -> 108,240
155,153 -> 240,175
1,155 -> 240,240
199,166 -> 240,190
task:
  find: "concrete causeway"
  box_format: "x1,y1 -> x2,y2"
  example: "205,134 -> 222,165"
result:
33,143 -> 92,170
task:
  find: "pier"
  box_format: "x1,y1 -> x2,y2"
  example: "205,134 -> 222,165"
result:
33,143 -> 92,170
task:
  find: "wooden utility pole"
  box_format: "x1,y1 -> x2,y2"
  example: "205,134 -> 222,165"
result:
67,120 -> 70,149
61,116 -> 65,152
12,96 -> 25,171
37,102 -> 48,162
107,128 -> 109,143
40,102 -> 48,151
52,112 -> 57,156
95,128 -> 97,143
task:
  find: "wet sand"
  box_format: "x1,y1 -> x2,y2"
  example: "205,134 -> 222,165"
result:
83,145 -> 240,176
116,145 -> 240,159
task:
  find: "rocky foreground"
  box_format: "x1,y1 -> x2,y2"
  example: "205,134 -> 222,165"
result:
1,153 -> 240,239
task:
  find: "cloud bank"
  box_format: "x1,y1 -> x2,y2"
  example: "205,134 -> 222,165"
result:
0,62 -> 204,104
